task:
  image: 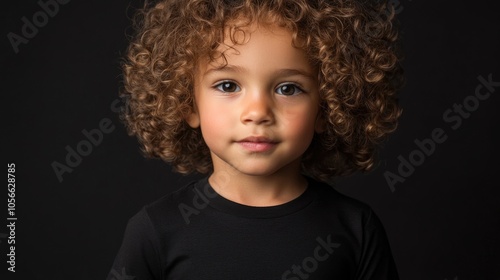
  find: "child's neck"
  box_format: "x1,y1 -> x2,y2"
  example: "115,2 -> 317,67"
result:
208,163 -> 308,207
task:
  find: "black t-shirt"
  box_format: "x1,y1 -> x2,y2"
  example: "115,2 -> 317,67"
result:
107,177 -> 399,280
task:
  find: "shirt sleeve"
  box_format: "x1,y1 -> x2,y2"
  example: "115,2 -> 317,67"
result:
355,209 -> 399,280
106,208 -> 162,280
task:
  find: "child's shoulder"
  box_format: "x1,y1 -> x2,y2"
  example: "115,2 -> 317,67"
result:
140,176 -> 375,216
309,177 -> 371,209
138,179 -> 205,225
118,179 -> 209,246
307,177 -> 377,223
127,177 -> 379,232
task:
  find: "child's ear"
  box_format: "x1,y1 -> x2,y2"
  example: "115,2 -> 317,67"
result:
186,109 -> 200,128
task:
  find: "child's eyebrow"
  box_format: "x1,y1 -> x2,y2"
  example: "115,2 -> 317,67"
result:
203,65 -> 316,79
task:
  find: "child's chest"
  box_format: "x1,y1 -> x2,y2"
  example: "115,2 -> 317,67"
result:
162,211 -> 359,280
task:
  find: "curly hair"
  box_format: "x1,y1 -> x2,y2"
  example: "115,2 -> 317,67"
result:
120,0 -> 404,182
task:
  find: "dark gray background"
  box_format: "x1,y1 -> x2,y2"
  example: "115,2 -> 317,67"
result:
2,0 -> 499,279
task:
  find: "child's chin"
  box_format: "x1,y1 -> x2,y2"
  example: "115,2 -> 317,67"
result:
232,164 -> 286,177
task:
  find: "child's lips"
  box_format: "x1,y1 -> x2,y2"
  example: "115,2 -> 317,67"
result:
236,136 -> 278,152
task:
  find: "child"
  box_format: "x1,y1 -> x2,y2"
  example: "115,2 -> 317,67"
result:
108,0 -> 403,279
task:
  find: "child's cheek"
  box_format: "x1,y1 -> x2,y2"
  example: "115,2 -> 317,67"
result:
199,103 -> 234,140
280,104 -> 318,131
286,117 -> 316,139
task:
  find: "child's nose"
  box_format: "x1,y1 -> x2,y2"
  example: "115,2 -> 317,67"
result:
240,91 -> 275,125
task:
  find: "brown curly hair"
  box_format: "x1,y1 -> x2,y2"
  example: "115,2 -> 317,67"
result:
120,0 -> 404,182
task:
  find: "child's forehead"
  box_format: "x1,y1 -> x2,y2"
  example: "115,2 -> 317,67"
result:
197,23 -> 316,78
222,21 -> 290,47
215,17 -> 307,57
192,13 -> 313,75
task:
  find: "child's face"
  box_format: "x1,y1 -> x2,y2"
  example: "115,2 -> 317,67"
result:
188,22 -> 324,178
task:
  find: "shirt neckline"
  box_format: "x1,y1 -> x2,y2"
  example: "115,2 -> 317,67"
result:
193,176 -> 317,219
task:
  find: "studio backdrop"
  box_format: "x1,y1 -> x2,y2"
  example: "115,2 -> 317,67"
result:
1,0 -> 499,279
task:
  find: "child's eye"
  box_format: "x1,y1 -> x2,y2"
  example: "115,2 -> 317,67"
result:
214,81 -> 241,93
275,83 -> 303,96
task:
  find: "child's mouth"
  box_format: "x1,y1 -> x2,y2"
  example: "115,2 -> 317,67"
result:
236,136 -> 278,152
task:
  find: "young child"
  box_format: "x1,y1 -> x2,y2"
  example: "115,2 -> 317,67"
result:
108,0 -> 403,279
